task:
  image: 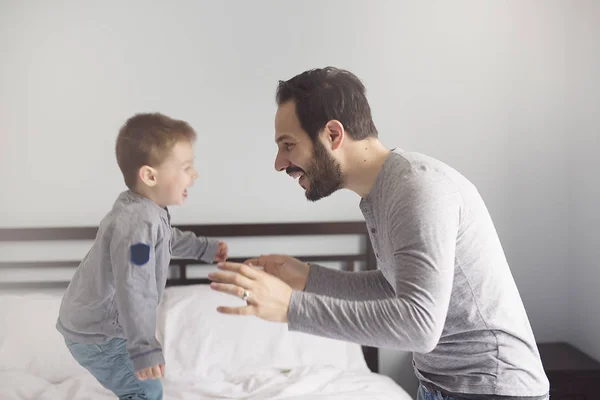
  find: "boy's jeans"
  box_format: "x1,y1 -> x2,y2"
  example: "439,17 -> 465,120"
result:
65,337 -> 163,400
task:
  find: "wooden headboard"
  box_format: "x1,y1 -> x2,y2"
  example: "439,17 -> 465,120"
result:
0,221 -> 379,373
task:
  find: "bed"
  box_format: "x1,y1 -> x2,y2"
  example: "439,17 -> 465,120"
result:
0,222 -> 413,399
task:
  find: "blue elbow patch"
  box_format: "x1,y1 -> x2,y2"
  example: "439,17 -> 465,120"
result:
130,243 -> 150,266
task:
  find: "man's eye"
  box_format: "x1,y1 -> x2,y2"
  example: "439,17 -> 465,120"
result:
285,143 -> 295,151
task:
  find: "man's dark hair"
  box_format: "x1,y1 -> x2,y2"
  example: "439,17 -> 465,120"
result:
276,67 -> 378,141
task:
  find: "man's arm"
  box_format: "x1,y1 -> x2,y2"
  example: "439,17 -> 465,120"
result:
288,171 -> 461,352
304,264 -> 396,301
170,227 -> 219,263
110,217 -> 164,371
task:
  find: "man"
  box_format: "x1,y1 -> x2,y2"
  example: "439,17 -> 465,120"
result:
208,67 -> 549,400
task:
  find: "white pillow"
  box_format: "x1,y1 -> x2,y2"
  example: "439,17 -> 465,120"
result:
0,290 -> 87,382
156,284 -> 368,383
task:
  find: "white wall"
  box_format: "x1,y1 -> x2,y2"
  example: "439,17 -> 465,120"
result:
567,1 -> 600,362
0,0 -> 578,395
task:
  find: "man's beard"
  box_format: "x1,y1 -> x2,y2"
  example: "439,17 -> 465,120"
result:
288,140 -> 344,202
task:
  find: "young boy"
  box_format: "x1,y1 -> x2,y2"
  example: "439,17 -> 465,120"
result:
56,112 -> 228,400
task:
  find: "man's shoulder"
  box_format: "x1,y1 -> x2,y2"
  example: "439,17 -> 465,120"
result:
390,149 -> 453,174
377,150 -> 468,208
387,149 -> 473,188
383,150 -> 446,186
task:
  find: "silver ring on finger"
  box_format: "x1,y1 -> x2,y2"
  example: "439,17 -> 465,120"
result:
241,289 -> 250,302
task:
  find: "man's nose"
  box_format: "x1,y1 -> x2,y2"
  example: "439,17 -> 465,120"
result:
274,151 -> 289,172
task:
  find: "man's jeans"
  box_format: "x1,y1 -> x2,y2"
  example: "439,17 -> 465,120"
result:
417,383 -> 549,400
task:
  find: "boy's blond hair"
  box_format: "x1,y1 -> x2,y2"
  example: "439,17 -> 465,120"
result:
116,112 -> 196,189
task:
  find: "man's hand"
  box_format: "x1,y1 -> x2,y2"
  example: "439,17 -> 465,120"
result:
244,254 -> 310,291
214,241 -> 228,263
208,261 -> 293,322
135,364 -> 164,381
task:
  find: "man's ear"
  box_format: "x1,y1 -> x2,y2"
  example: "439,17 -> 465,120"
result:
324,120 -> 345,150
138,165 -> 158,187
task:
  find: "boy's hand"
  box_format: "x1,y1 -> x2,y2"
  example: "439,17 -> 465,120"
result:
136,364 -> 164,380
214,241 -> 228,262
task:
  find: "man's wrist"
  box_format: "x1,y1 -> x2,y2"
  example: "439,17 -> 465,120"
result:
302,262 -> 313,291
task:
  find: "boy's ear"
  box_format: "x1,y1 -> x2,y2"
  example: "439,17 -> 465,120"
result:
139,165 -> 158,187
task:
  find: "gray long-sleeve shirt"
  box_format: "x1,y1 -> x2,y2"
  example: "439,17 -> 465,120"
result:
288,149 -> 549,398
56,190 -> 219,370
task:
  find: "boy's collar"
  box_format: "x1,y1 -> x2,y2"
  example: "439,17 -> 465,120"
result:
125,189 -> 170,222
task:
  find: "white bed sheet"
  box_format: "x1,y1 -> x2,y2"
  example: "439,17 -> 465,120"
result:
0,286 -> 414,399
0,367 -> 412,400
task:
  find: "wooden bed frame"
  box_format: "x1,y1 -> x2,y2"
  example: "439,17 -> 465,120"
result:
0,221 -> 379,373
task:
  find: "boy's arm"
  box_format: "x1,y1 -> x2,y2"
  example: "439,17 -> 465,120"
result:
170,226 -> 220,263
110,218 -> 164,372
